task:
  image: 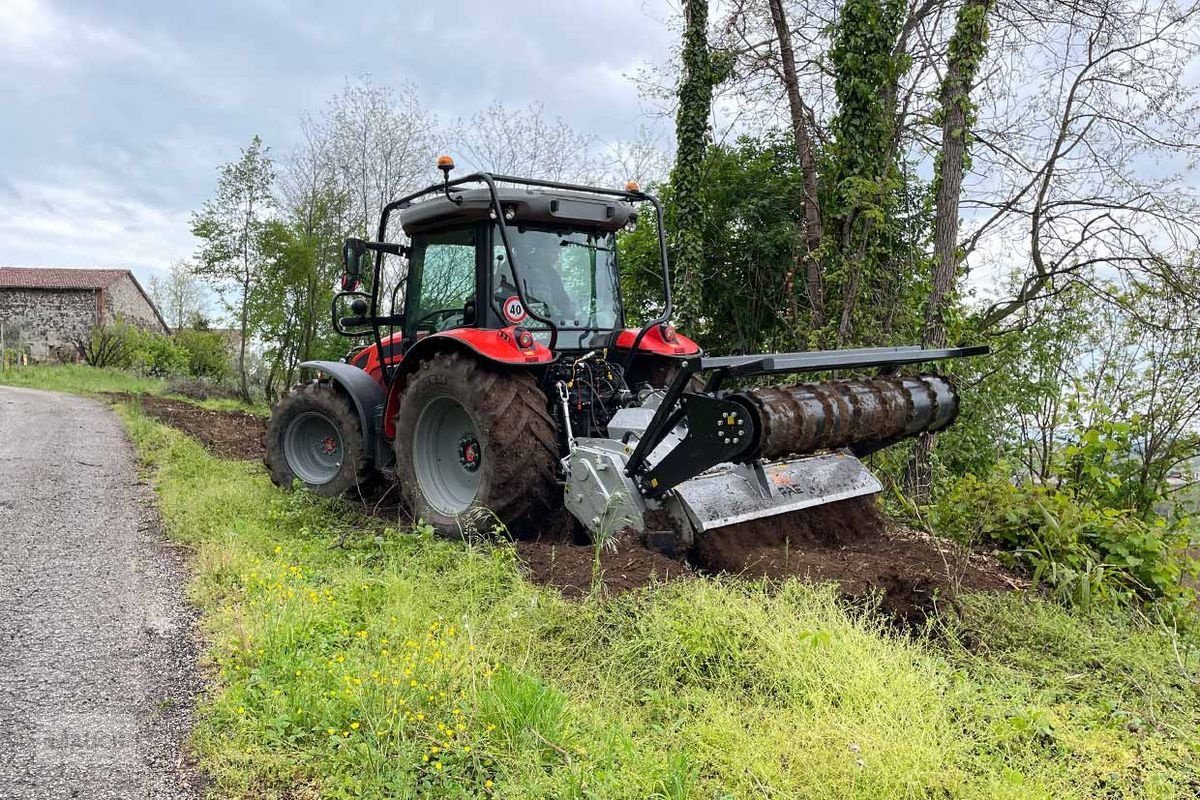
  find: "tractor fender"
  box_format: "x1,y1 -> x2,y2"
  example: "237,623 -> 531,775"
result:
381,328 -> 554,439
299,360 -> 387,465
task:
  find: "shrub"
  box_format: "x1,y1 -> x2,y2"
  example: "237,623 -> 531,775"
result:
174,329 -> 231,381
127,327 -> 188,377
932,467 -> 1196,609
75,323 -> 132,368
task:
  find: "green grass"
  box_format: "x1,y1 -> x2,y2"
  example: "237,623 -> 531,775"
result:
0,363 -> 167,395
0,364 -> 268,415
117,407 -> 1200,798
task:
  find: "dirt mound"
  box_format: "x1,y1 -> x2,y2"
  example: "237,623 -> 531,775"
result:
110,393 -> 265,460
696,497 -> 1015,623
509,497 -> 1016,623
515,532 -> 693,598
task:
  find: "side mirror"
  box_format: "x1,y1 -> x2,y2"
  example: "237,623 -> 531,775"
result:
341,238 -> 369,291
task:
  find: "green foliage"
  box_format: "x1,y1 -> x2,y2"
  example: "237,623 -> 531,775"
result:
173,328 -> 233,381
75,319 -> 189,377
820,0 -> 922,347
253,202 -> 347,400
670,0 -> 730,330
933,467 -> 1195,609
624,136 -> 813,353
127,327 -> 190,377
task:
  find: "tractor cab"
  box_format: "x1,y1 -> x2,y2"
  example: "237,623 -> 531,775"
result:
335,165 -> 696,394
396,186 -> 634,352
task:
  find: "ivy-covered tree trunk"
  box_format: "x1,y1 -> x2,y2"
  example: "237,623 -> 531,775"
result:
825,0 -> 907,347
671,0 -> 716,328
766,0 -> 825,330
904,0 -> 996,501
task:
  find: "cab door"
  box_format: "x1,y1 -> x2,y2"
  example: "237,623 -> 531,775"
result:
403,224 -> 484,341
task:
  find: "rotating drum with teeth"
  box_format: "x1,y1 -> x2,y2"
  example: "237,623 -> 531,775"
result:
733,374 -> 960,459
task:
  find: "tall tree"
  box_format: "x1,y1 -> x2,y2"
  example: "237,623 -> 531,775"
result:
191,135 -> 276,402
454,101 -> 599,183
962,0 -> 1200,331
904,0 -> 996,500
765,0 -> 826,327
825,0 -> 909,346
671,0 -> 728,327
148,259 -> 207,330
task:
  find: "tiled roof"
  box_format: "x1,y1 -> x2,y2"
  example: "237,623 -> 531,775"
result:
0,267 -> 131,290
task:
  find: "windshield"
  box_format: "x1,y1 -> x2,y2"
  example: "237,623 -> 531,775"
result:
493,226 -> 621,331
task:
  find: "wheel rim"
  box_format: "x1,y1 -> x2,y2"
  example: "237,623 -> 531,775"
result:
284,411 -> 344,485
412,395 -> 481,516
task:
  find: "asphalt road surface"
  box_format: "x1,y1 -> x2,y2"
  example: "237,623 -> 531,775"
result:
0,387 -> 201,799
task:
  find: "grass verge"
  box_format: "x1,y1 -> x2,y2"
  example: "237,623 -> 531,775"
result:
0,363 -> 166,395
122,407 -> 1200,799
0,364 -> 268,415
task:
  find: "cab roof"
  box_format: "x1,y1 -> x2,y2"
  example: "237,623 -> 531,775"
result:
398,187 -> 637,235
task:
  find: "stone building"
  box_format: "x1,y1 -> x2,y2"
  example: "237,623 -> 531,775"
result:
0,267 -> 170,362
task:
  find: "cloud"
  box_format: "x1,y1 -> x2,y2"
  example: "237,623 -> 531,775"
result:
0,171 -> 192,287
0,0 -> 168,71
0,0 -> 674,286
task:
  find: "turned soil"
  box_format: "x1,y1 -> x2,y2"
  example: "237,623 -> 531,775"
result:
510,499 -> 1017,623
120,396 -> 1019,620
106,393 -> 266,460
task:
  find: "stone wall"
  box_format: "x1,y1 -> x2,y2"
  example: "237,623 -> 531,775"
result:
103,275 -> 169,334
0,288 -> 99,361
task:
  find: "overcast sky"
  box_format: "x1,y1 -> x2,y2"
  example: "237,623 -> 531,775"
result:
0,0 -> 677,287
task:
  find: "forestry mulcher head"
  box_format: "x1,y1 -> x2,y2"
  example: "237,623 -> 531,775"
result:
269,160 -> 987,552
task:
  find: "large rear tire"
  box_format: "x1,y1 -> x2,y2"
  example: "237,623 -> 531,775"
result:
265,382 -> 373,497
393,352 -> 559,536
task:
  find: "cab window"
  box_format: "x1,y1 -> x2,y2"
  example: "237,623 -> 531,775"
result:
408,227 -> 477,333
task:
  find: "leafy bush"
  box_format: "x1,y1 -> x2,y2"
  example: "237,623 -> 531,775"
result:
127,328 -> 189,377
77,320 -> 231,380
173,328 -> 231,381
933,467 -> 1196,609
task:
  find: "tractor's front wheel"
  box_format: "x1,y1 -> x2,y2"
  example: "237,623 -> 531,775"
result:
265,382 -> 373,497
393,352 -> 559,536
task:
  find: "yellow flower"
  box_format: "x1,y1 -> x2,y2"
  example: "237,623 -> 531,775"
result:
327,727 -> 336,735
236,706 -> 245,715
350,722 -> 360,730
434,761 -> 443,771
485,779 -> 493,788
462,745 -> 472,753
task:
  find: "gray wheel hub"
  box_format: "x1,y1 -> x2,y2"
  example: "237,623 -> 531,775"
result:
412,395 -> 482,516
284,411 -> 344,485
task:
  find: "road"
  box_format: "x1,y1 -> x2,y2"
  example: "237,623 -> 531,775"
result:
0,387 -> 201,799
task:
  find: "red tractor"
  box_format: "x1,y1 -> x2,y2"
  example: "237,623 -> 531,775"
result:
265,159 -> 985,549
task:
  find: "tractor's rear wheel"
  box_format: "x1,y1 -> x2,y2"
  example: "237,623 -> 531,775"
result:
393,352 -> 559,536
265,382 -> 373,497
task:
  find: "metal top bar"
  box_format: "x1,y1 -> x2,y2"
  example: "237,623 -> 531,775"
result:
701,345 -> 989,377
